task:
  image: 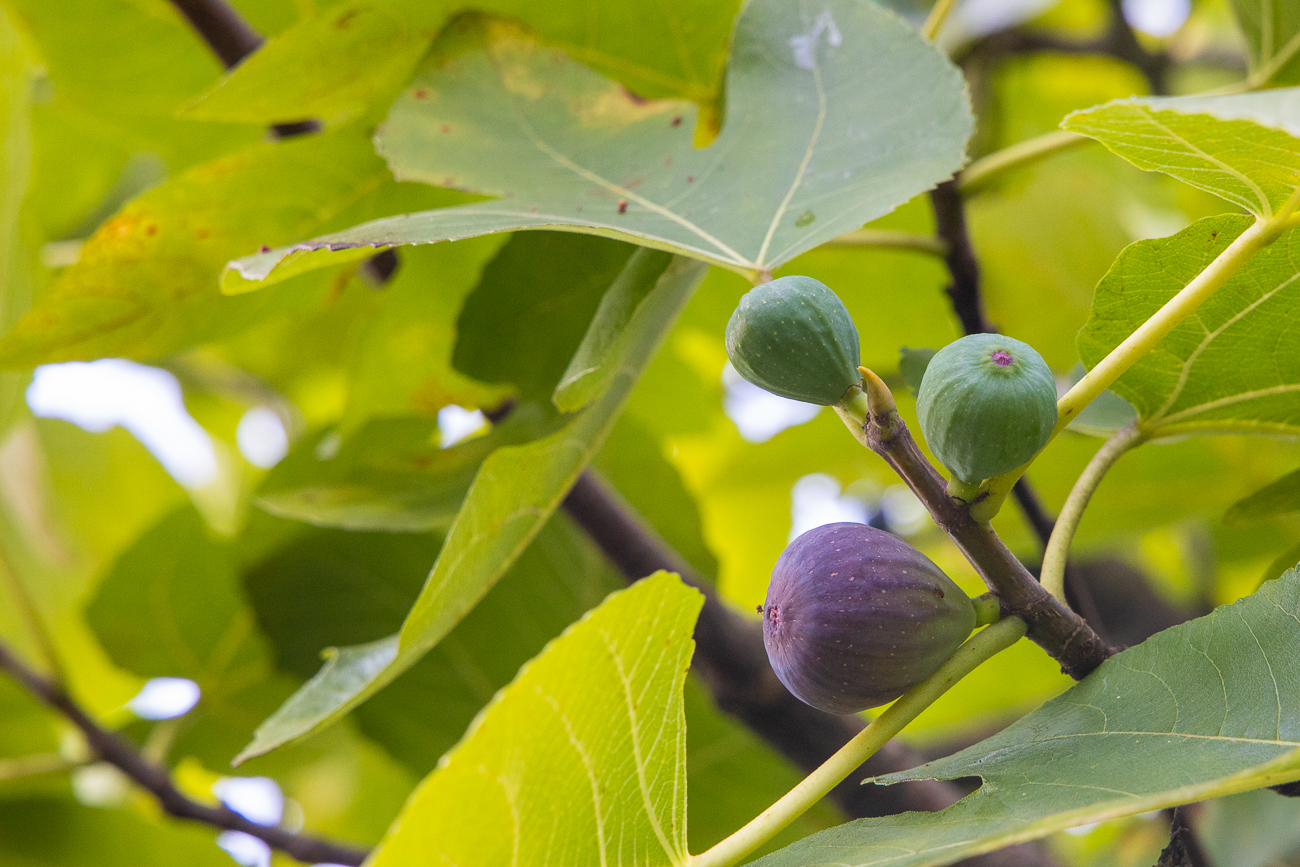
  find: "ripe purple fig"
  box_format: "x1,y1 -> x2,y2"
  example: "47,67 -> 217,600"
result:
762,522 -> 975,714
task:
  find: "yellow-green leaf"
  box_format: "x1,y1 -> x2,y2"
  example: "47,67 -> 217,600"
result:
368,572 -> 701,867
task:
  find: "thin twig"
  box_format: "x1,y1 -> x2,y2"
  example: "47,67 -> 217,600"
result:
167,0 -> 319,139
0,642 -> 370,866
168,0 -> 261,68
956,6 -> 1170,96
1102,0 -> 1170,95
929,180 -> 991,336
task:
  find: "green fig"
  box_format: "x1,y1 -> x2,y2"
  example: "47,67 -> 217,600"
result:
725,276 -> 861,406
916,334 -> 1057,485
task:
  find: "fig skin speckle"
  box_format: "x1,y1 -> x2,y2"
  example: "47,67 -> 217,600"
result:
762,522 -> 975,714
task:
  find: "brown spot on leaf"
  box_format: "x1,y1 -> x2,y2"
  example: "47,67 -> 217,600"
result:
259,245 -> 272,253
440,124 -> 451,134
195,228 -> 210,240
686,175 -> 694,183
335,9 -> 358,28
413,89 -> 429,100
145,224 -> 157,236
618,199 -> 628,214
672,116 -> 682,127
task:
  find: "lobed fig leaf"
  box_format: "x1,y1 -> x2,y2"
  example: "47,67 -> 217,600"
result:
916,334 -> 1058,486
725,276 -> 861,406
762,523 -> 976,714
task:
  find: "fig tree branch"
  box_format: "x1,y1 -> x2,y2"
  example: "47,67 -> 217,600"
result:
0,641 -> 370,867
167,0 -> 317,138
835,389 -> 1114,678
957,0 -> 1172,96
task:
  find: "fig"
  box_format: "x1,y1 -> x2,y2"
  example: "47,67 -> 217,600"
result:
725,275 -> 861,406
762,522 -> 975,714
916,333 -> 1057,486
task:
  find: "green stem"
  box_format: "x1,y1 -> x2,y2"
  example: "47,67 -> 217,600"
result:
1040,423 -> 1147,601
824,229 -> 945,257
1054,216 -> 1282,433
687,617 -> 1027,867
921,0 -> 959,40
0,752 -> 82,781
0,547 -> 64,685
958,131 -> 1093,196
971,593 -> 1002,626
983,214 -> 1289,504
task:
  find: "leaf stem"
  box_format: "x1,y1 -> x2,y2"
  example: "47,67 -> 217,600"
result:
824,229 -> 945,257
921,0 -> 959,41
1040,423 -> 1147,601
958,130 -> 1092,196
983,214 -> 1288,503
688,617 -> 1027,867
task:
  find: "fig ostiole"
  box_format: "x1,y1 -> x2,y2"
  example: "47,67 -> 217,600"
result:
761,522 -> 976,715
725,275 -> 861,406
915,333 -> 1058,487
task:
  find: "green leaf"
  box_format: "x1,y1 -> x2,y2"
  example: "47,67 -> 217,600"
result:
184,0 -> 739,126
752,568 -> 1300,867
1199,787 -> 1300,867
256,408 -> 559,533
366,572 -> 701,867
593,416 -> 719,581
0,798 -> 235,867
1077,214 -> 1300,437
8,0 -> 223,118
0,126 -> 391,367
1063,88 -> 1300,217
85,507 -> 269,686
1229,0 -> 1300,88
1225,466 -> 1300,524
1062,364 -> 1138,437
898,346 -> 936,396
342,236 -> 511,429
0,4 -> 36,430
243,518 -> 618,771
453,233 -> 638,403
555,246 -> 674,412
236,252 -> 706,761
224,0 -> 972,288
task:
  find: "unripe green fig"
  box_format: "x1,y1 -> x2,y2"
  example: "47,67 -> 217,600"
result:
762,522 -> 976,714
916,334 -> 1057,486
725,276 -> 861,406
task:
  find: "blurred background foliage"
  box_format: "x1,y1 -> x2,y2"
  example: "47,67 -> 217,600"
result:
1,0 -> 1300,866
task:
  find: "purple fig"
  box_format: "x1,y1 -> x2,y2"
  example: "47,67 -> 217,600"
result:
762,522 -> 975,714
